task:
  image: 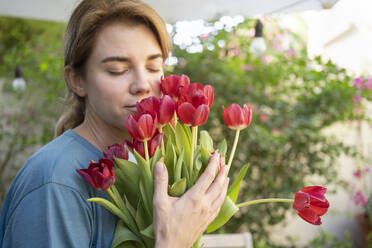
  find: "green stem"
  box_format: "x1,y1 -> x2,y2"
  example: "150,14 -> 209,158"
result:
190,126 -> 198,178
144,140 -> 150,165
173,112 -> 178,127
161,137 -> 165,157
237,198 -> 294,208
227,129 -> 240,170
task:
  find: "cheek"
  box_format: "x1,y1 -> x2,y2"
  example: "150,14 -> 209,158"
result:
150,77 -> 162,98
88,75 -> 128,101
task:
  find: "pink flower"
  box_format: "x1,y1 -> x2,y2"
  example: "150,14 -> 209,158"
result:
288,48 -> 296,56
364,78 -> 372,90
200,33 -> 210,41
353,95 -> 361,103
240,64 -> 255,72
354,191 -> 367,206
353,169 -> 362,178
260,114 -> 269,123
272,128 -> 281,135
353,78 -> 363,88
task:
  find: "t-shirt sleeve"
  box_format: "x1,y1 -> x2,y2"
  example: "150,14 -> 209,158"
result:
1,183 -> 93,248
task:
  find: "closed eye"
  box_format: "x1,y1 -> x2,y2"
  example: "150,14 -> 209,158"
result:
147,68 -> 161,73
108,70 -> 129,75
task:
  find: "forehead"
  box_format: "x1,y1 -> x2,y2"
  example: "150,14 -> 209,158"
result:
91,22 -> 162,61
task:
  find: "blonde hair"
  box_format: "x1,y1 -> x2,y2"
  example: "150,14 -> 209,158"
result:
55,0 -> 171,137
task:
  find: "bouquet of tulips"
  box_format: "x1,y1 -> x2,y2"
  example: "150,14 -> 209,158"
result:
76,75 -> 330,248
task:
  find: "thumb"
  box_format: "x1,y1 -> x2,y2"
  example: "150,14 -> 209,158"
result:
153,162 -> 169,201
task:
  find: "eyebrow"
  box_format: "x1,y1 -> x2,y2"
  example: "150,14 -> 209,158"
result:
101,53 -> 163,63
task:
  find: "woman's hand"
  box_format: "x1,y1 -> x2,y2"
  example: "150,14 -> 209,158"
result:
153,152 -> 229,248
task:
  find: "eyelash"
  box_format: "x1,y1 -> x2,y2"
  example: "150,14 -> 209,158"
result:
148,68 -> 161,73
108,70 -> 128,76
108,68 -> 161,76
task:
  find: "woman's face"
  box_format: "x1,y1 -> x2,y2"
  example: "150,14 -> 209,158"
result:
81,22 -> 163,132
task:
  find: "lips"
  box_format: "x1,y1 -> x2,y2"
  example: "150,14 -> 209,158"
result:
125,105 -> 137,112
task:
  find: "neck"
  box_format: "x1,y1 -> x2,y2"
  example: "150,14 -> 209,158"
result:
74,112 -> 130,153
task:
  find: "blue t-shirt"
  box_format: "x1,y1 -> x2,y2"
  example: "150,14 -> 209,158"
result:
0,129 -> 117,248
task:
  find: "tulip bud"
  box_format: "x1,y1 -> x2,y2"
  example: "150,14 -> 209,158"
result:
76,158 -> 115,191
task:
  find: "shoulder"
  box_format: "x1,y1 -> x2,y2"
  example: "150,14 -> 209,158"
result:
2,130 -> 105,217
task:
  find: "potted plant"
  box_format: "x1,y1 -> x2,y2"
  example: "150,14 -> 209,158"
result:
355,193 -> 372,248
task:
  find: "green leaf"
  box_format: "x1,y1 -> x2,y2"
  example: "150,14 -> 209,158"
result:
164,123 -> 177,153
206,196 -> 239,233
227,164 -> 250,203
133,150 -> 153,219
174,149 -> 184,182
150,148 -> 162,172
164,142 -> 176,184
181,157 -> 190,188
113,158 -> 141,205
192,151 -> 203,183
140,224 -> 154,239
88,197 -> 139,236
111,220 -> 144,248
200,130 -> 214,153
139,180 -> 152,220
168,177 -> 187,197
175,123 -> 192,169
140,224 -> 155,248
217,139 -> 227,157
135,199 -> 148,231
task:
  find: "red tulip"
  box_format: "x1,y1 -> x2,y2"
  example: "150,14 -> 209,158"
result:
76,158 -> 115,191
104,143 -> 129,162
126,132 -> 163,158
176,83 -> 213,126
292,186 -> 330,225
160,74 -> 190,100
222,103 -> 252,130
179,83 -> 214,108
137,95 -> 176,126
125,113 -> 157,142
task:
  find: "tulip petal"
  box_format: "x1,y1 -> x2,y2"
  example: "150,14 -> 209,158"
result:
293,192 -> 310,211
301,186 -> 327,196
76,169 -> 98,189
192,104 -> 210,126
125,115 -> 142,140
297,208 -> 322,225
137,114 -> 156,140
309,198 -> 330,216
177,102 -> 195,125
204,85 -> 214,107
159,95 -> 176,125
149,133 -> 163,157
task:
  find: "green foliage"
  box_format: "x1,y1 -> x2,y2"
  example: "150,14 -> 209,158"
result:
305,230 -> 355,248
0,16 -> 66,205
167,17 -> 367,242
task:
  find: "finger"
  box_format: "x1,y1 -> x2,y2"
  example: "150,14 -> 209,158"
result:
153,162 -> 169,204
187,152 -> 221,196
210,177 -> 229,213
205,165 -> 229,202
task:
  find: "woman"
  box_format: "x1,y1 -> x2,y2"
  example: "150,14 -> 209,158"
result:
0,0 -> 229,247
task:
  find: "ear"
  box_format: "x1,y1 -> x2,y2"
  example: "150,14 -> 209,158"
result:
64,66 -> 86,97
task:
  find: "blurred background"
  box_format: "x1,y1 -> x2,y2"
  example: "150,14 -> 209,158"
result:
0,0 -> 371,247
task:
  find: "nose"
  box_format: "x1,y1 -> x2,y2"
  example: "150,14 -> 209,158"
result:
129,68 -> 151,96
